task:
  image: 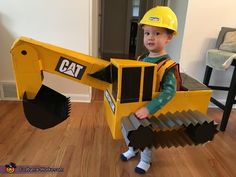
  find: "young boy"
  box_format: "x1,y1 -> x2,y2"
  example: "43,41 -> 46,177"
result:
120,6 -> 181,174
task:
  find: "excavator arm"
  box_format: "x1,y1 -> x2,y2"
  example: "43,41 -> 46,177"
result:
11,37 -> 111,100
11,37 -> 114,129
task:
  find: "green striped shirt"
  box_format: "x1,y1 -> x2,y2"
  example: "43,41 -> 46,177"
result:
142,55 -> 176,114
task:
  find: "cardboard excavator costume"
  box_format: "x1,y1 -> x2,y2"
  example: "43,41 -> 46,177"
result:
11,36 -> 218,150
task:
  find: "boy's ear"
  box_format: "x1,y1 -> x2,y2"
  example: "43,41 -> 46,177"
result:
168,34 -> 174,40
166,34 -> 174,44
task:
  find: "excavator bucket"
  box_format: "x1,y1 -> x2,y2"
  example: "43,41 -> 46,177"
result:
22,85 -> 71,129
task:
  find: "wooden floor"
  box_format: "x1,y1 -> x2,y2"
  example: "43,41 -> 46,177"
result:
0,90 -> 236,177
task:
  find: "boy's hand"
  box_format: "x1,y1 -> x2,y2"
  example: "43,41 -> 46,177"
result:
135,107 -> 150,119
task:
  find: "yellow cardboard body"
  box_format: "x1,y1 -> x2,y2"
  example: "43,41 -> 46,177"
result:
104,89 -> 212,139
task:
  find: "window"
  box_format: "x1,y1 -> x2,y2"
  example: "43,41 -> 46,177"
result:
132,0 -> 140,17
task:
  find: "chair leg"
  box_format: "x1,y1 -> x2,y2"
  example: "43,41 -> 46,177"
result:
203,65 -> 213,86
220,66 -> 236,131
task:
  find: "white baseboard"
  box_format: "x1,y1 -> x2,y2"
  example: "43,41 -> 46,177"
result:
0,81 -> 92,103
65,93 -> 91,103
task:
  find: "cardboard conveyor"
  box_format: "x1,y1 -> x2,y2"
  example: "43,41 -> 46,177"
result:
121,110 -> 218,150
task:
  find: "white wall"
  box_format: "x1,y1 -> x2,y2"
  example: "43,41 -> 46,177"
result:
179,0 -> 236,102
167,0 -> 188,63
0,0 -> 95,102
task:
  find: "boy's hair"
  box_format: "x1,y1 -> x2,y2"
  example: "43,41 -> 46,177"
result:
141,25 -> 175,35
165,28 -> 175,35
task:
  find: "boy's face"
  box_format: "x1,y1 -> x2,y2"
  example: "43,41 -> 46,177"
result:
143,25 -> 173,54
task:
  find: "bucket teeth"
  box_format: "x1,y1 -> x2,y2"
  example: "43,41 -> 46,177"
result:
121,110 -> 218,150
23,84 -> 71,129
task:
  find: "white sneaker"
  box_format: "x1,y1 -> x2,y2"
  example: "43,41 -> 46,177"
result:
135,160 -> 151,174
120,147 -> 138,161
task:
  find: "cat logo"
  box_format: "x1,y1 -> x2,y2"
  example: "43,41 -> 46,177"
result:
55,57 -> 86,80
104,90 -> 115,113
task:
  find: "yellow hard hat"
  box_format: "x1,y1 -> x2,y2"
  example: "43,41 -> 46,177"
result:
139,6 -> 178,35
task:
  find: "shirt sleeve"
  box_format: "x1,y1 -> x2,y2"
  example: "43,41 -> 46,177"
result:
146,69 -> 177,114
